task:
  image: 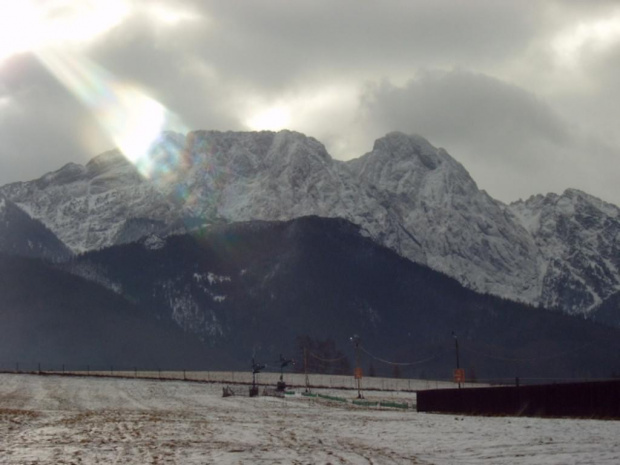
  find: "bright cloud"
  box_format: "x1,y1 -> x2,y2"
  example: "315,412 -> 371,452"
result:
243,84 -> 360,152
245,105 -> 291,132
145,2 -> 201,26
552,11 -> 620,67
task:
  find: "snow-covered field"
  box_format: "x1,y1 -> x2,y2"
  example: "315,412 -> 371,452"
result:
1,374 -> 618,464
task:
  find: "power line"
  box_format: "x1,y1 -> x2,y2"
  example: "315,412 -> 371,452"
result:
307,351 -> 348,363
460,341 -> 595,363
360,346 -> 440,367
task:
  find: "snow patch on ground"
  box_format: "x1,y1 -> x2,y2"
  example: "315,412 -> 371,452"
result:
1,374 -> 619,464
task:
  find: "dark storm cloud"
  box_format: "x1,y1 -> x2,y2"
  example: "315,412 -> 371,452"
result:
86,14 -> 240,133
356,70 -> 573,201
553,38 -> 620,146
80,0 -> 546,125
192,0 -> 542,88
360,70 -> 572,161
358,69 -> 620,203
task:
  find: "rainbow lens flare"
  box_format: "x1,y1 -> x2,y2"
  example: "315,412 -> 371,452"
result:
37,48 -> 186,179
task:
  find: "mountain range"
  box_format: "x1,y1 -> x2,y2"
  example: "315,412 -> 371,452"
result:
1,130 -> 618,322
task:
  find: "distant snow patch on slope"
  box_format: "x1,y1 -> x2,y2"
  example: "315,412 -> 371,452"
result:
144,234 -> 165,250
159,279 -> 224,338
64,262 -> 123,294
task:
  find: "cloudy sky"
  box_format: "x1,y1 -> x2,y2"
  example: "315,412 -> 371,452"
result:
1,0 -> 619,205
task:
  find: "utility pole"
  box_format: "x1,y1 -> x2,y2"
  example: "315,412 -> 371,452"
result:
351,335 -> 363,399
250,357 -> 264,397
452,331 -> 462,389
304,347 -> 310,393
277,354 -> 293,391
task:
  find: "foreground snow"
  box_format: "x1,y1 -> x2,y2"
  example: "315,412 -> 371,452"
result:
0,374 -> 618,464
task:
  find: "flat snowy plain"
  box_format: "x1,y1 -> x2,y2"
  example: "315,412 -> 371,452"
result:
1,374 -> 618,464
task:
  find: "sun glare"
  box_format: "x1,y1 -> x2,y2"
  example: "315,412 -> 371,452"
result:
246,106 -> 292,131
0,0 -> 130,64
0,2 -> 38,61
0,0 -> 189,178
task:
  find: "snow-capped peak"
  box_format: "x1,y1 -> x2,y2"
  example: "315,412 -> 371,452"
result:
508,188 -> 620,315
348,132 -> 541,303
371,131 -> 443,170
0,149 -> 178,253
1,129 -> 618,316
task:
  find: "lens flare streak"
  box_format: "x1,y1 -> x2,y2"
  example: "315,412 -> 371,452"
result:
37,49 -> 178,176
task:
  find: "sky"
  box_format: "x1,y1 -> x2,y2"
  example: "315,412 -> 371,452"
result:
0,0 -> 619,206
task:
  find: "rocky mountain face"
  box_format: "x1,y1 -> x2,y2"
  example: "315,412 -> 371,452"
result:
1,130 -> 618,319
150,130 -> 414,261
0,150 -> 180,253
509,189 -> 620,315
0,195 -> 72,261
347,133 -> 541,303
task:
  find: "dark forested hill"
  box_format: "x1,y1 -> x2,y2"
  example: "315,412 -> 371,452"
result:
0,253 -> 233,371
0,196 -> 71,261
592,291 -> 620,329
64,216 -> 620,381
